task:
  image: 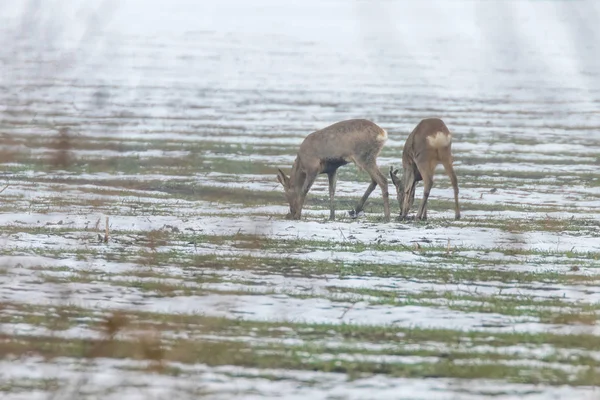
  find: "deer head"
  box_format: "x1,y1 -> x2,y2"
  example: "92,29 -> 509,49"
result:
390,165 -> 418,220
276,168 -> 301,219
389,166 -> 405,214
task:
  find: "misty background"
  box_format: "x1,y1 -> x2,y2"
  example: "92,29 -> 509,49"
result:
1,0 -> 598,143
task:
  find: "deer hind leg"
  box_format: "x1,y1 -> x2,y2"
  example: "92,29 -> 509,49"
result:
353,159 -> 390,222
353,180 -> 376,218
442,158 -> 460,220
415,158 -> 435,221
327,170 -> 337,221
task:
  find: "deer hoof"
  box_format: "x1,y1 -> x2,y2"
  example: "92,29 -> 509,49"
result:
348,210 -> 364,219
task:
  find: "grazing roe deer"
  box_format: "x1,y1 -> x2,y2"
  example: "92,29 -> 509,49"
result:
276,119 -> 391,221
389,118 -> 460,221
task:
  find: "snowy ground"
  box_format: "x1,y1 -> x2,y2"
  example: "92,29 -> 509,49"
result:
1,0 -> 600,399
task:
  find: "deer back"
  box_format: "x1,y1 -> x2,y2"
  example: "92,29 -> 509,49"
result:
402,118 -> 451,166
298,119 -> 387,165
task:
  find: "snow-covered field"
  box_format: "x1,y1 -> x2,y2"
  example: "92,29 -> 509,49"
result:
1,0 -> 600,399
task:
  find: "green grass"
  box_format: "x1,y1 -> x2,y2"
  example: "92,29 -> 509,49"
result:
12,177 -> 584,215
2,303 -> 600,387
3,122 -> 600,396
21,266 -> 600,324
4,302 -> 600,351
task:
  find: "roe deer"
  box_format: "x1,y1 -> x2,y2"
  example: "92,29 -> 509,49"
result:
276,119 -> 391,221
389,118 -> 460,221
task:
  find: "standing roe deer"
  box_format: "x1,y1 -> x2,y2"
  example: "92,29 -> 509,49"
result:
389,118 -> 460,221
276,119 -> 391,221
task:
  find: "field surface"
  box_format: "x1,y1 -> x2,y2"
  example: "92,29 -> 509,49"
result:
1,0 -> 600,399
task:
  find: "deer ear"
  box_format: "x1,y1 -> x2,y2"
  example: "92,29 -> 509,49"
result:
389,166 -> 401,187
277,168 -> 290,188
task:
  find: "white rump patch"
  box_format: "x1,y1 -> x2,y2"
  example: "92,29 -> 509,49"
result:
376,129 -> 388,142
426,131 -> 452,148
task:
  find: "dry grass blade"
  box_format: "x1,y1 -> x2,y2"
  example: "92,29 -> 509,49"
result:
104,216 -> 110,243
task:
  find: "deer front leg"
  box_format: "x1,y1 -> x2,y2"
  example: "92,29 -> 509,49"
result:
415,177 -> 432,221
401,182 -> 417,220
327,170 -> 337,220
415,161 -> 433,221
400,167 -> 417,220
